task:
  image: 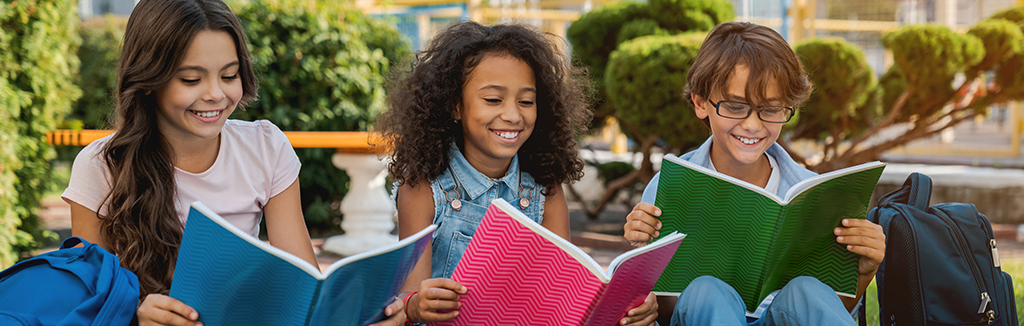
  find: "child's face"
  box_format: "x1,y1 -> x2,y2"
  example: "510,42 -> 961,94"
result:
457,53 -> 537,171
154,29 -> 242,143
693,64 -> 784,167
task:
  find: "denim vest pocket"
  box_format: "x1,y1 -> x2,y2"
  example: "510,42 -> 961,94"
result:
444,231 -> 473,276
433,199 -> 489,278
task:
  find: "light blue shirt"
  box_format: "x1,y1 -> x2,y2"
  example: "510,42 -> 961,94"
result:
641,136 -> 818,204
641,136 -> 819,319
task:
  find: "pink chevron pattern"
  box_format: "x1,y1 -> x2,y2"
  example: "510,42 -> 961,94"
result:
432,203 -> 606,326
585,237 -> 681,326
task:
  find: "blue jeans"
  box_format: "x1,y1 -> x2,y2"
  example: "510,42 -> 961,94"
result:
671,275 -> 854,326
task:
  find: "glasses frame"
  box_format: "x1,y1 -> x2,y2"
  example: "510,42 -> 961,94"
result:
707,99 -> 795,123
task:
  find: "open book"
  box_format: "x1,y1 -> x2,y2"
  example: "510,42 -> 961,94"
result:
432,198 -> 686,326
653,156 -> 885,312
169,202 -> 435,326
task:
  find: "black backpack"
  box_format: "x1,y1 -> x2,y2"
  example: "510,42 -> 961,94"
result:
865,172 -> 1017,326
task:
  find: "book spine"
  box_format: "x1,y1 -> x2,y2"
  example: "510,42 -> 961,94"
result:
304,279 -> 323,326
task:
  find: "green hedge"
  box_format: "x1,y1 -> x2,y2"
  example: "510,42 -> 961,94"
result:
70,15 -> 126,130
231,0 -> 411,233
605,33 -> 708,151
568,0 -> 731,143
791,38 -> 881,141
0,0 -> 81,268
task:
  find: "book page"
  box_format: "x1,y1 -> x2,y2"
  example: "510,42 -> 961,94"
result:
310,225 -> 435,326
435,199 -> 606,326
760,164 -> 884,303
783,161 -> 886,203
584,232 -> 686,326
653,156 -> 783,302
169,202 -> 321,326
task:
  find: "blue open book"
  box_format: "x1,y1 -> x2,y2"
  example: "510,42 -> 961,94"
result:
169,202 -> 435,326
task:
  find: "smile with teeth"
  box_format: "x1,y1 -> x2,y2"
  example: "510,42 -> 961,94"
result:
190,110 -> 221,118
495,130 -> 520,139
734,135 -> 762,145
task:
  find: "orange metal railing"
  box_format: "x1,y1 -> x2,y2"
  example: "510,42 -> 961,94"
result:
46,130 -> 386,154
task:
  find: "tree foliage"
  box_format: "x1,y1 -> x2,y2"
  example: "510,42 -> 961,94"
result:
790,38 -> 881,147
605,33 -> 708,152
784,6 -> 1024,172
566,0 -> 731,217
71,15 -> 126,130
0,0 -> 81,267
230,0 -> 411,232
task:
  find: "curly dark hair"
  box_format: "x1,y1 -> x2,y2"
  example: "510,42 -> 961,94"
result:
377,21 -> 591,195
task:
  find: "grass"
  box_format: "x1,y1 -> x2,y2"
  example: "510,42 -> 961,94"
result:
860,257 -> 1024,326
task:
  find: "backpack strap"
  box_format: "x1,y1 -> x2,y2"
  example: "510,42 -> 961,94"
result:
60,237 -> 93,250
876,172 -> 932,211
904,172 -> 932,210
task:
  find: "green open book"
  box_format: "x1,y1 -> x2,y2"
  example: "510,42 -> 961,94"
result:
652,155 -> 885,312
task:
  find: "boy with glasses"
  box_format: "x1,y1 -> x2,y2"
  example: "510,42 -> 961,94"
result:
623,22 -> 885,326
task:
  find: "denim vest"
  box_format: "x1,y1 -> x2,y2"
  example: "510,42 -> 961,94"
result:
641,136 -> 818,204
427,144 -> 546,278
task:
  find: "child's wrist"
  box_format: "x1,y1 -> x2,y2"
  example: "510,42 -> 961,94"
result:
403,291 -> 419,323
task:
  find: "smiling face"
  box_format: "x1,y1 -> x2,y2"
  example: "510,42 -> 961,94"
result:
693,64 -> 784,171
457,53 -> 537,177
154,29 -> 242,144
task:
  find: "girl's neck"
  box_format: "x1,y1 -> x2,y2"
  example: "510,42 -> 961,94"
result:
458,141 -> 512,179
161,129 -> 221,174
708,142 -> 771,188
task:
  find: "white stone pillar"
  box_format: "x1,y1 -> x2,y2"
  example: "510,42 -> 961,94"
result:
322,153 -> 398,256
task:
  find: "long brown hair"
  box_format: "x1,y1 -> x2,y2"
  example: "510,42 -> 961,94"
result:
101,0 -> 258,296
377,21 -> 591,194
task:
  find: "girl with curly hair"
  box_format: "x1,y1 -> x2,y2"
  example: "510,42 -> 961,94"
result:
374,21 -> 658,325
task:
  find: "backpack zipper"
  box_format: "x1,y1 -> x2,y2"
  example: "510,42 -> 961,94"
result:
932,208 -> 990,319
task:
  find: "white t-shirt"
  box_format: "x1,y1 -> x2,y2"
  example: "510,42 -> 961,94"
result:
61,119 -> 301,237
707,152 -> 781,195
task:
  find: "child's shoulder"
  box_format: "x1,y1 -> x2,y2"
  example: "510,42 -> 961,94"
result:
223,119 -> 285,136
72,133 -> 114,167
222,119 -> 289,145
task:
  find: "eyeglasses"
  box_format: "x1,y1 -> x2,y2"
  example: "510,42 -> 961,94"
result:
708,99 -> 794,123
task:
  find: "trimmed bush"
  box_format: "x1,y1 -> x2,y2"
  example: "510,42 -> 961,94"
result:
230,0 -> 411,233
791,38 -> 881,142
0,0 -> 82,267
880,25 -> 984,121
605,33 -> 709,152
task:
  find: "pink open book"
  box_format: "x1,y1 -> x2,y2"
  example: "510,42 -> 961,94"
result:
431,198 -> 686,326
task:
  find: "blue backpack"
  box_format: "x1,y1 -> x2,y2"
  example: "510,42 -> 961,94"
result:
0,237 -> 140,326
864,173 -> 1017,326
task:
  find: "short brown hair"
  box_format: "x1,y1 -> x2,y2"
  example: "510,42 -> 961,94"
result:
684,22 -> 811,123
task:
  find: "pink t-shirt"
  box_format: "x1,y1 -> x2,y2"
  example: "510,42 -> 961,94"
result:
61,119 -> 301,237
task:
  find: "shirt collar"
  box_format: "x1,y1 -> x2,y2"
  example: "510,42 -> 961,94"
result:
447,141 -> 522,200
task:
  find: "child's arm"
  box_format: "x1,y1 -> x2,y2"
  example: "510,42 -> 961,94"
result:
263,178 -> 318,268
396,181 -> 466,323
540,187 -> 571,239
69,201 -> 108,250
834,218 -> 886,311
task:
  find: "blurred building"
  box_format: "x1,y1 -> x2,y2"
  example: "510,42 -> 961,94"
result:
79,0 -> 137,18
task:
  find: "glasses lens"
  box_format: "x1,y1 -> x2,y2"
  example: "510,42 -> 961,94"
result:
718,102 -> 751,119
758,107 -> 792,123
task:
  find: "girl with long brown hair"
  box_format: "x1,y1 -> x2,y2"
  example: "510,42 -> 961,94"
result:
62,0 -> 321,325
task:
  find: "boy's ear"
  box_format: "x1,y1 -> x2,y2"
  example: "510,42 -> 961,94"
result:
691,94 -> 709,120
